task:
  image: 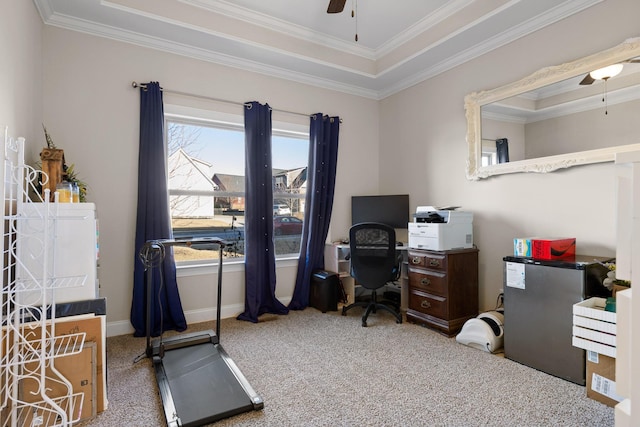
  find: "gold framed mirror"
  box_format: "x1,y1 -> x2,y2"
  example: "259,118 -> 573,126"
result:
465,37 -> 640,180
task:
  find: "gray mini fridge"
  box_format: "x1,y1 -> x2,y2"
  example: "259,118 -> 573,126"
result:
503,255 -> 611,385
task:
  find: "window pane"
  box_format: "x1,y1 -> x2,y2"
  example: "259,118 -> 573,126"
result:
272,134 -> 308,257
166,119 -> 308,263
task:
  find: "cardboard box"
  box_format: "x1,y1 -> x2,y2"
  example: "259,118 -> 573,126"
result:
49,315 -> 107,413
532,238 -> 576,259
586,351 -> 623,407
513,237 -> 576,259
1,314 -> 107,414
572,297 -> 617,358
513,237 -> 533,257
20,342 -> 97,425
612,284 -> 630,297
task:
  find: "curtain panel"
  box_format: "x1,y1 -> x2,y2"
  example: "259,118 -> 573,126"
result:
289,114 -> 340,309
237,101 -> 289,322
496,138 -> 509,164
130,82 -> 187,337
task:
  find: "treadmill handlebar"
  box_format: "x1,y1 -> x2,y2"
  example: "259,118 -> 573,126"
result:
151,237 -> 230,248
138,237 -> 229,270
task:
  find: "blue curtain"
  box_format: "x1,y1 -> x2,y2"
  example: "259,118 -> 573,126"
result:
496,138 -> 509,163
130,82 -> 187,337
289,114 -> 340,310
237,101 -> 289,322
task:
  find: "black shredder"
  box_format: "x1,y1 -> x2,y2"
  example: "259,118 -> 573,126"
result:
310,270 -> 340,313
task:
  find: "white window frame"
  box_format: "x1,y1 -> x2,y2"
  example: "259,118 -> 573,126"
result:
481,139 -> 498,167
164,105 -> 309,273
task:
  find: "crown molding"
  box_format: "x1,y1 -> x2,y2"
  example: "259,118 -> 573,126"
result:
35,0 -> 605,100
180,0 -> 375,59
375,0 -> 475,59
42,10 -> 381,99
377,0 -> 604,98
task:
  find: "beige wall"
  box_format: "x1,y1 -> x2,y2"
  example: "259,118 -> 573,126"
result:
380,0 -> 640,311
6,0 -> 639,336
39,26 -> 379,335
1,2 -> 42,161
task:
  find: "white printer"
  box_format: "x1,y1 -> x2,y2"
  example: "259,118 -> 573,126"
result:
408,206 -> 473,251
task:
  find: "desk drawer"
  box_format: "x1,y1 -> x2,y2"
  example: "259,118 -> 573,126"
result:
408,251 -> 446,271
408,269 -> 447,296
408,289 -> 447,319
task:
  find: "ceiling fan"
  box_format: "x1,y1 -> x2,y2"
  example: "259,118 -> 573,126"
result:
579,58 -> 640,85
327,0 -> 359,41
327,0 -> 347,14
578,57 -> 640,115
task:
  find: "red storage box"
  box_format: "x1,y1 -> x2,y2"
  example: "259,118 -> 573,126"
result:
532,238 -> 576,260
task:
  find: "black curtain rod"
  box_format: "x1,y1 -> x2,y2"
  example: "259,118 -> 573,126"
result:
131,81 -> 342,122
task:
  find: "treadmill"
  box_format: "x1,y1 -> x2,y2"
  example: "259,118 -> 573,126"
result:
138,238 -> 263,427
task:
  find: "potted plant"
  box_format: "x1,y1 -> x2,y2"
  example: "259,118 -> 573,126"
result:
40,126 -> 88,202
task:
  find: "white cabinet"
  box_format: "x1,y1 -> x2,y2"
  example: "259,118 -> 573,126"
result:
16,203 -> 98,305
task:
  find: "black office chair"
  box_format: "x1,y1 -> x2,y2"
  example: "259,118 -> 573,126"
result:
341,222 -> 403,327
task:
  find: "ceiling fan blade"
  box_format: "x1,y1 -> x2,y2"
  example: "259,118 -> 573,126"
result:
579,73 -> 595,85
327,0 -> 346,13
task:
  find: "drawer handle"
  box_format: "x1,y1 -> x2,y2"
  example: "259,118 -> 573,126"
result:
420,277 -> 431,286
429,259 -> 440,267
421,300 -> 431,309
411,257 -> 421,264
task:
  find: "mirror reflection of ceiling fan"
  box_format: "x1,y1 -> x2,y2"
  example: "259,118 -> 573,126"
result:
579,58 -> 640,85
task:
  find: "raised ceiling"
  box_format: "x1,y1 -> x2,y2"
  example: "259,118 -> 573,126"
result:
33,0 -> 602,99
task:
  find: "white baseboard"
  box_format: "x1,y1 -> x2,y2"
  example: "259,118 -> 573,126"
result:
106,297 -> 292,337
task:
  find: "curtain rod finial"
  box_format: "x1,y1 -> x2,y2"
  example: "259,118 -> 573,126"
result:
132,81 -> 139,88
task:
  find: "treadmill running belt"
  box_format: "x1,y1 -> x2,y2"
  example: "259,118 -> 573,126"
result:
156,342 -> 256,426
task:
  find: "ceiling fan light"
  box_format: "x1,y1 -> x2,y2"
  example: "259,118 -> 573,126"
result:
590,63 -> 624,80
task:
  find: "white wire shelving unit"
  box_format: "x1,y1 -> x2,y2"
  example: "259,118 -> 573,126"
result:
0,129 -> 86,427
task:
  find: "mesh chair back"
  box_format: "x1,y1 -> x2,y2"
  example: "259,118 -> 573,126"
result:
349,223 -> 397,290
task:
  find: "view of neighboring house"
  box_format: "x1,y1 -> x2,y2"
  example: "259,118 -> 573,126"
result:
167,148 -> 217,218
273,167 -> 307,215
169,149 -> 308,219
211,173 -> 246,212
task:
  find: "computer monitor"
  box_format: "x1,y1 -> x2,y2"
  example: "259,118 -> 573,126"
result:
351,194 -> 410,229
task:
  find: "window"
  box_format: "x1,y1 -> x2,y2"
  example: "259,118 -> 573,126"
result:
481,139 -> 498,167
166,115 -> 309,265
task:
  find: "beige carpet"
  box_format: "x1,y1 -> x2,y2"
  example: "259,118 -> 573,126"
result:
80,309 -> 614,426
